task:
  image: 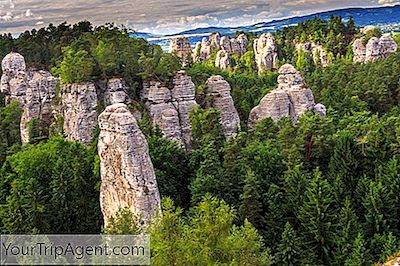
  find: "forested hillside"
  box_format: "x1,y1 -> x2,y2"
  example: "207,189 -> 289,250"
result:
0,17 -> 399,265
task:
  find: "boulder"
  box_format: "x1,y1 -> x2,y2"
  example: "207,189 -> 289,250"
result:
248,64 -> 325,127
254,33 -> 279,74
205,76 -> 241,138
0,52 -> 27,105
98,103 -> 161,227
61,82 -> 98,146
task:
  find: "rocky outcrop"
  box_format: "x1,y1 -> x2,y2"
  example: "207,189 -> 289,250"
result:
104,78 -> 129,105
248,64 -> 325,127
365,37 -> 382,62
379,34 -> 398,58
254,33 -> 279,74
219,34 -> 248,57
193,38 -> 212,63
215,50 -> 232,70
205,76 -> 240,138
20,70 -> 58,144
169,37 -> 192,66
141,71 -> 198,150
1,52 -> 27,105
141,81 -> 183,145
353,34 -> 398,63
61,83 -> 98,146
296,42 -> 328,67
98,103 -> 161,227
171,71 -> 199,150
210,32 -> 221,49
352,38 -> 366,63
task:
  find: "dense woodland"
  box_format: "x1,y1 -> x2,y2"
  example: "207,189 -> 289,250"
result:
0,17 -> 400,265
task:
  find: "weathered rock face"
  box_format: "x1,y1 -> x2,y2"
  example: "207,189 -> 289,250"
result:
61,83 -> 98,146
352,38 -> 366,63
104,78 -> 129,105
296,42 -> 329,67
254,33 -> 279,74
98,103 -> 161,227
248,64 -> 325,127
210,32 -> 221,49
365,37 -> 382,62
20,70 -> 58,144
379,34 -> 398,57
236,34 -> 249,57
205,76 -> 241,138
193,38 -> 212,63
142,81 -> 183,145
169,37 -> 192,66
141,71 -> 198,150
354,34 -> 398,63
219,34 -> 248,57
1,52 -> 27,104
171,71 -> 199,150
215,50 -> 232,70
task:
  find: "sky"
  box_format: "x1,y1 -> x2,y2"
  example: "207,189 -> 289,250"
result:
0,0 -> 399,35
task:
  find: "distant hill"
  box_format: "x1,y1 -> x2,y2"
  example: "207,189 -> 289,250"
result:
131,5 -> 400,51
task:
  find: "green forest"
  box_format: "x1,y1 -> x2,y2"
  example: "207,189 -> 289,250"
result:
1,17 -> 400,265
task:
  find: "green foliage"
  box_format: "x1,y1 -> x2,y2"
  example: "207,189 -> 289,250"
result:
58,46 -> 95,83
147,131 -> 192,208
0,137 -> 101,233
276,222 -> 302,265
150,196 -> 273,266
103,207 -> 141,234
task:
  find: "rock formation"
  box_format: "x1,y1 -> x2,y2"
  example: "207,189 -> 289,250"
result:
379,34 -> 398,58
104,78 -> 129,105
296,42 -> 329,67
365,37 -> 382,62
353,34 -> 398,63
352,38 -> 366,63
169,37 -> 192,66
141,71 -> 198,150
61,82 -> 98,146
193,38 -> 212,63
20,70 -> 58,144
248,64 -> 325,127
254,33 -> 279,74
1,52 -> 27,105
98,103 -> 161,227
219,34 -> 248,57
171,71 -> 199,149
215,50 -> 232,70
210,32 -> 221,49
205,76 -> 240,138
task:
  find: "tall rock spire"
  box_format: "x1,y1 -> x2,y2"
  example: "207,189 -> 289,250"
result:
98,103 -> 161,227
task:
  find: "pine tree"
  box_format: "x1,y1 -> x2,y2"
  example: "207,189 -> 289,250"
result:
333,199 -> 361,265
276,222 -> 302,265
239,170 -> 265,230
299,169 -> 335,264
344,233 -> 369,266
